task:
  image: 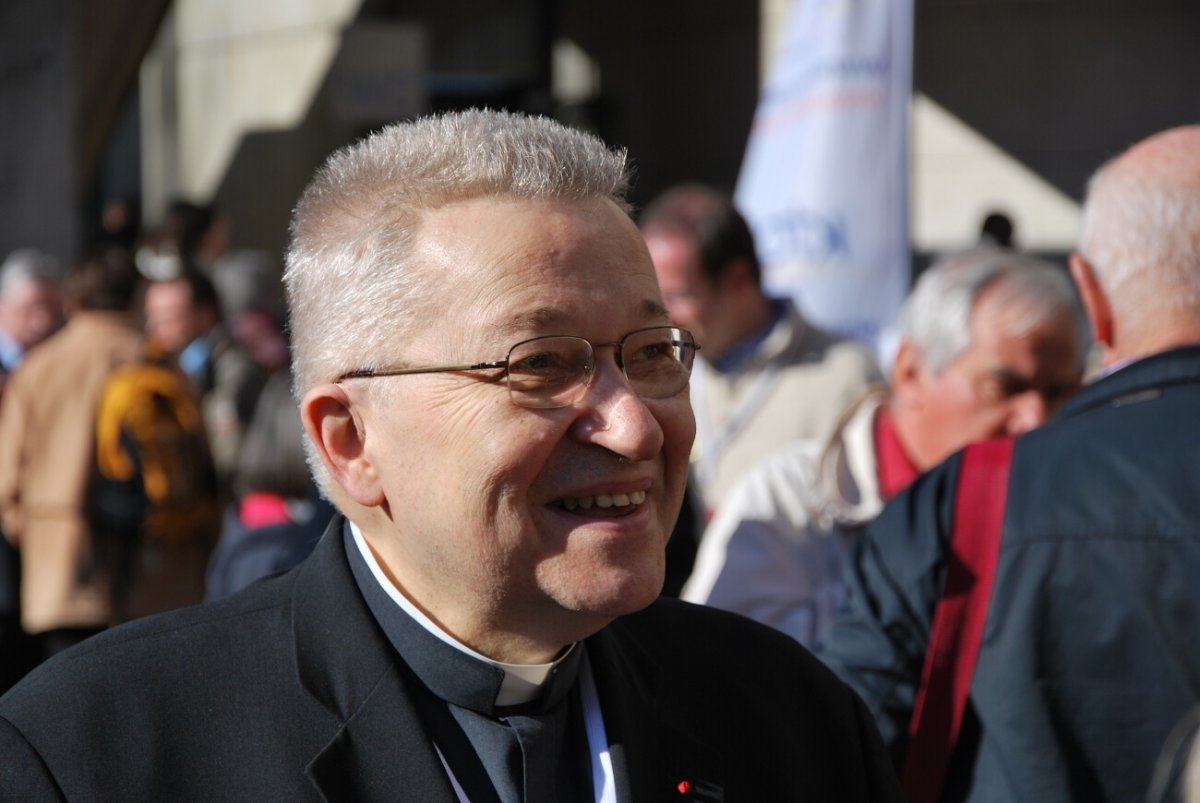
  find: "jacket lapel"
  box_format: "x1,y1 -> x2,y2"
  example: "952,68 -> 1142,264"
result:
305,665 -> 459,803
291,517 -> 459,803
587,618 -> 725,803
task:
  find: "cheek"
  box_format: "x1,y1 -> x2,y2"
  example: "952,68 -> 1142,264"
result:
447,417 -> 566,527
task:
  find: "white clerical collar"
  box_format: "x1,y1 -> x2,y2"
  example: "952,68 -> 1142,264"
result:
348,521 -> 570,706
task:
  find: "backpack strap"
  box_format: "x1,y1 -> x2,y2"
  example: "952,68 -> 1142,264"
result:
901,437 -> 1015,803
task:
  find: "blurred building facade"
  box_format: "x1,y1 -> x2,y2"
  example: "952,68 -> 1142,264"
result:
2,0 -> 1198,266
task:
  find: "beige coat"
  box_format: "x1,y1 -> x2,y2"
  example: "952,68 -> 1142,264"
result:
689,299 -> 882,511
0,312 -> 207,633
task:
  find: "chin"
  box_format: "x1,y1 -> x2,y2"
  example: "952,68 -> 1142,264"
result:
540,556 -> 665,621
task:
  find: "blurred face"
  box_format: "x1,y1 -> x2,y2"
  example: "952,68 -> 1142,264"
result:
643,231 -> 728,352
144,280 -> 200,354
897,288 -> 1083,470
350,197 -> 695,651
0,279 -> 61,350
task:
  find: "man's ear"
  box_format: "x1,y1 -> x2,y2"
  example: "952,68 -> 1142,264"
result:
300,384 -> 385,507
1068,252 -> 1113,352
889,340 -> 925,406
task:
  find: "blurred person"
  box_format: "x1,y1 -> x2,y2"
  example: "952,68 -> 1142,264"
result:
0,110 -> 904,801
0,249 -> 62,395
161,199 -> 228,270
639,184 -> 881,513
0,250 -> 143,662
0,249 -> 63,687
682,248 -> 1086,647
134,199 -> 225,282
144,268 -> 267,493
979,211 -> 1016,249
0,534 -> 32,695
205,372 -> 332,601
210,249 -> 290,373
819,125 -> 1200,802
96,197 -> 142,253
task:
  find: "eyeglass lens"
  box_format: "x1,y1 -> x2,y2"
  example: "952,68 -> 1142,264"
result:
505,327 -> 694,409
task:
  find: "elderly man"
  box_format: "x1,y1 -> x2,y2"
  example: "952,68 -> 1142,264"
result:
0,249 -> 62,396
0,249 -> 61,691
144,268 -> 266,493
0,251 -> 144,664
0,111 -> 903,801
639,185 -> 881,512
819,125 -> 1200,802
682,248 -> 1086,647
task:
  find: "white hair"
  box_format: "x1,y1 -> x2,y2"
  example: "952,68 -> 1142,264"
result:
901,247 -> 1088,374
283,109 -> 631,491
0,249 -> 60,298
285,109 -> 631,396
1078,150 -> 1200,320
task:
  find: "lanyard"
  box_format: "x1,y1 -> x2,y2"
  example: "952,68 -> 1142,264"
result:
435,656 -> 615,803
692,358 -> 784,493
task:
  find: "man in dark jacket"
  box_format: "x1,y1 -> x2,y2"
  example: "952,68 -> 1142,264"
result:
0,110 -> 903,802
819,125 -> 1200,802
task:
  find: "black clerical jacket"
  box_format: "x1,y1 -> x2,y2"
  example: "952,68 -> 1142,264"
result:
0,516 -> 902,802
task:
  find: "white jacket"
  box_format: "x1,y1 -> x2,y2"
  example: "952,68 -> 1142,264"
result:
682,390 -> 888,647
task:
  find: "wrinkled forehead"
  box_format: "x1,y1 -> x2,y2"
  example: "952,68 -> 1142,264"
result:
966,290 -> 1085,375
410,196 -> 668,341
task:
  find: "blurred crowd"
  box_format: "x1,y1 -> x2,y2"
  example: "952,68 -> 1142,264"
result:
0,200 -> 332,692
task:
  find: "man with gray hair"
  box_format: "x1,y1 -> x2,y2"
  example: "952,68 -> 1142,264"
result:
0,110 -> 903,801
819,125 -> 1200,802
0,249 -> 62,396
682,248 -> 1086,647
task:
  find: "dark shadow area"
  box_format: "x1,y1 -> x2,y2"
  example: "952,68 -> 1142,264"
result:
211,0 -> 759,259
915,0 -> 1200,202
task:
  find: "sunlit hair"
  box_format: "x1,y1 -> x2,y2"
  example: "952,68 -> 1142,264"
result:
1078,146 -> 1200,319
900,247 -> 1088,374
1,249 -> 60,297
283,109 -> 631,489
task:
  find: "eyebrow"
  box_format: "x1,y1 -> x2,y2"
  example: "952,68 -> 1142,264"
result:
985,367 -> 1076,398
985,368 -> 1033,389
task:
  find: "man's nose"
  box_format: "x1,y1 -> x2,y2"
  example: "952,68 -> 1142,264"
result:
569,357 -> 664,461
1005,391 -> 1050,436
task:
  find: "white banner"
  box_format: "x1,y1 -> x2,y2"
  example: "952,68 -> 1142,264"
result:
736,0 -> 912,359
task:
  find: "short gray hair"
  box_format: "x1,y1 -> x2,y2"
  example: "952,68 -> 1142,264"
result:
284,109 -> 631,398
901,247 -> 1088,374
1078,146 -> 1200,320
1,249 -> 60,297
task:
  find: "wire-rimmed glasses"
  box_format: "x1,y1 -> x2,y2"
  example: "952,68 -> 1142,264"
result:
335,325 -> 699,409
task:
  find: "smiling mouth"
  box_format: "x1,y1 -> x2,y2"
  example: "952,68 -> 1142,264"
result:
555,490 -> 647,517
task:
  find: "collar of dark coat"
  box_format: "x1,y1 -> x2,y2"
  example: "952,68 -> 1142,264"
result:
291,515 -> 725,803
1057,344 -> 1200,421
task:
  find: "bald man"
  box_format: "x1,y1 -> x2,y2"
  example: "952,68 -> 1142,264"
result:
818,125 -> 1200,802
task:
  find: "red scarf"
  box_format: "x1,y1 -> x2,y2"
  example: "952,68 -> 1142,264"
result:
874,407 -> 920,500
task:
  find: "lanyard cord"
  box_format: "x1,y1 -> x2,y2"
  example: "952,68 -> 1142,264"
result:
692,358 -> 784,493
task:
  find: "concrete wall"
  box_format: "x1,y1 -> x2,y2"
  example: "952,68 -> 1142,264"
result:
8,1 -> 1193,267
914,0 -> 1200,253
0,0 -> 78,262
